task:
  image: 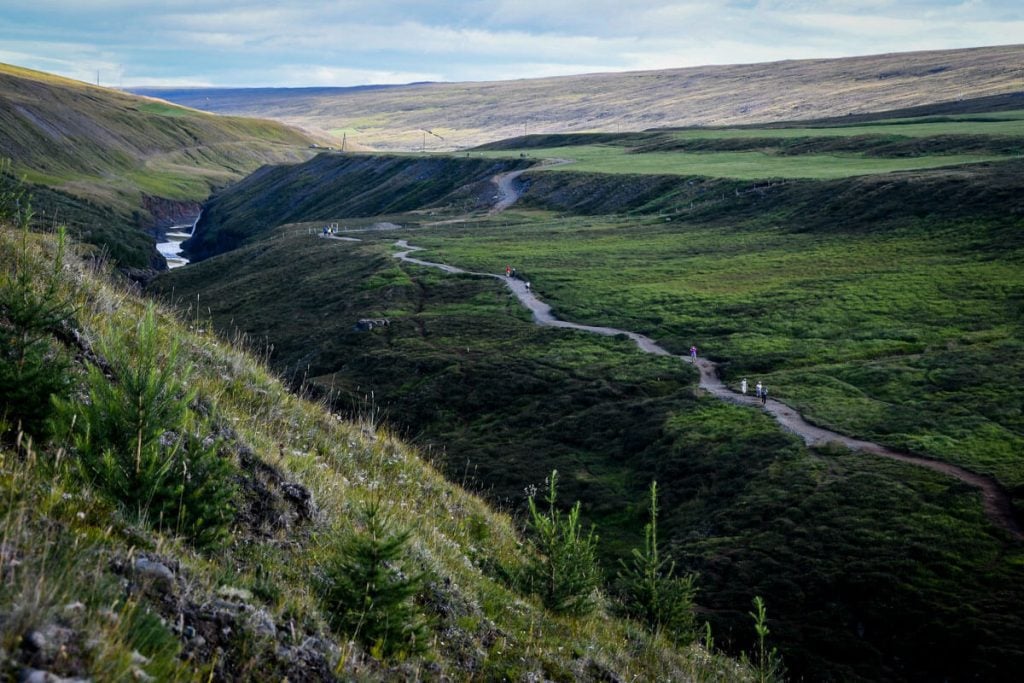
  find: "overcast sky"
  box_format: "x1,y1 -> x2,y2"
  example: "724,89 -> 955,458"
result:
1,1 -> 1021,88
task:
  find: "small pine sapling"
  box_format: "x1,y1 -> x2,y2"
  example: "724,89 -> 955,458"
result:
616,481 -> 698,642
743,595 -> 786,683
0,214 -> 74,437
54,305 -> 235,548
524,469 -> 601,616
317,500 -> 430,660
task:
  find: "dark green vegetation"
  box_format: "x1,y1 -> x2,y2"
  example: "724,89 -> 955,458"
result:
184,153 -> 529,259
155,99 -> 1024,680
133,44 -> 1024,151
157,224 -> 1024,681
2,206 -> 742,679
0,63 -> 316,267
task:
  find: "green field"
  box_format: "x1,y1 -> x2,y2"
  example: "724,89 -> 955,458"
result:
666,110 -> 1024,139
484,144 -> 1008,178
407,205 -> 1024,490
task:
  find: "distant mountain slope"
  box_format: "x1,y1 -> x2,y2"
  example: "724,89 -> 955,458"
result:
134,44 -> 1024,151
0,63 -> 318,267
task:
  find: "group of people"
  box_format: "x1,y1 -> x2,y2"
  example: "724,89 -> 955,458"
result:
689,347 -> 768,406
739,377 -> 768,406
505,264 -> 530,291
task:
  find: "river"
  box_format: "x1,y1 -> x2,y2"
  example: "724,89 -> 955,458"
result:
156,212 -> 201,269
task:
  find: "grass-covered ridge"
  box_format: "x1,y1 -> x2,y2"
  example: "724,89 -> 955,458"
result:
0,62 -> 318,268
131,44 -> 1024,151
184,153 -> 531,260
1,216 -> 759,678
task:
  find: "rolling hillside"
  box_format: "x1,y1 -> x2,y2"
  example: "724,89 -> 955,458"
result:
0,209 -> 753,681
183,154 -> 531,260
153,104 -> 1024,680
134,44 -> 1024,151
0,63 -> 318,267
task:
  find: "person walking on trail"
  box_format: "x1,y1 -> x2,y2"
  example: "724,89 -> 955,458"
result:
761,386 -> 768,406
755,381 -> 763,399
741,378 -> 748,395
690,345 -> 698,363
506,265 -> 511,277
525,281 -> 531,291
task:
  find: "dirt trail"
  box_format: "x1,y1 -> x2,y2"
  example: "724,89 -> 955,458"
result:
392,240 -> 1023,540
488,158 -> 573,214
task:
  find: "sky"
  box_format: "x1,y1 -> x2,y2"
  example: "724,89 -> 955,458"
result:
0,1 -> 1021,88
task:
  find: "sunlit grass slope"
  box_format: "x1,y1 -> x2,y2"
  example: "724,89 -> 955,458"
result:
133,44 -> 1024,151
0,62 -> 317,267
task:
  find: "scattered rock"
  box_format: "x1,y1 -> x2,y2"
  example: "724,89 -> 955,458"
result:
216,586 -> 253,602
134,558 -> 174,585
246,608 -> 277,639
234,444 -> 320,539
18,669 -> 90,683
21,624 -> 75,660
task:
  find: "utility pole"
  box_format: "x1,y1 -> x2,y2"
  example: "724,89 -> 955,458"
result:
341,132 -> 346,152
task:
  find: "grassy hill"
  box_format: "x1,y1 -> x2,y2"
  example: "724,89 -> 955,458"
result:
0,198 -> 753,679
184,153 -> 531,260
152,105 -> 1024,680
133,44 -> 1024,151
0,63 -> 318,267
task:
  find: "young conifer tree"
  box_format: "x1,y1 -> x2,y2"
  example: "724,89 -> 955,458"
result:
525,469 -> 601,615
54,305 -> 235,548
318,500 -> 429,660
616,481 -> 698,642
0,180 -> 74,436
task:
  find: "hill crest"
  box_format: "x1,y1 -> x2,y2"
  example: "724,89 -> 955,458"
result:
132,44 -> 1024,151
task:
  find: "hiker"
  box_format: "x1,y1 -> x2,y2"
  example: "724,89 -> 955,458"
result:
761,386 -> 768,406
741,378 -> 748,395
690,345 -> 698,363
755,381 -> 763,398
511,267 -> 517,279
506,265 -> 511,277
322,226 -> 328,236
525,281 -> 531,291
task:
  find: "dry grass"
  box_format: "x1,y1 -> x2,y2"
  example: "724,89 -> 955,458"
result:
137,44 -> 1024,151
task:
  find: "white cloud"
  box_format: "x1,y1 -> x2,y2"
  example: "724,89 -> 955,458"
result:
268,64 -> 442,87
2,1 -> 1021,87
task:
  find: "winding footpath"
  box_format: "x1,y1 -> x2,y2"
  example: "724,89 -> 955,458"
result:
391,239 -> 1023,540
